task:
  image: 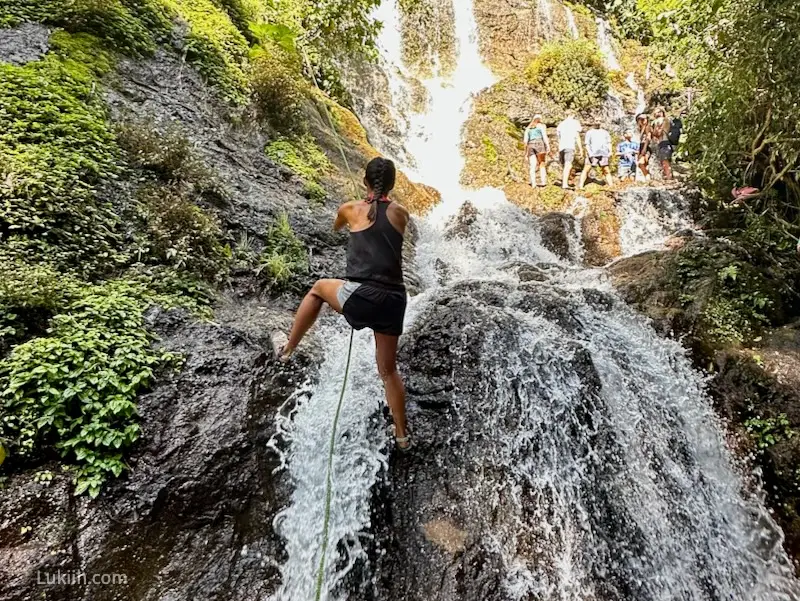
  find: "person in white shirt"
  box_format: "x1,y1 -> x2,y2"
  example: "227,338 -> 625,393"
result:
579,122 -> 614,189
523,114 -> 551,187
556,113 -> 583,189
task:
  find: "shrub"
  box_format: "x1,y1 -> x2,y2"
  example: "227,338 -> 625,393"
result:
250,45 -> 307,133
0,261 -> 78,344
115,120 -> 226,201
257,213 -> 308,292
0,280 -> 177,498
526,40 -> 609,111
135,185 -> 231,281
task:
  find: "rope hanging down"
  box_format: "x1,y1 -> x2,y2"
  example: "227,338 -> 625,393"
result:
314,328 -> 355,601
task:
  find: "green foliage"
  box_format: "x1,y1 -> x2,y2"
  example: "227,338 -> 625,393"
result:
674,244 -> 778,346
249,44 -> 307,133
161,0 -> 251,104
684,0 -> 800,237
265,136 -> 330,202
134,184 -> 231,281
526,40 -> 609,111
0,280 -> 177,498
257,213 -> 308,292
0,0 -> 173,56
745,413 -> 795,451
0,261 -> 78,344
115,120 -> 226,200
0,37 -> 123,274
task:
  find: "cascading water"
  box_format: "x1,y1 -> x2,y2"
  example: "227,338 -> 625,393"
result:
596,17 -> 620,71
269,0 -> 800,599
626,72 -> 647,116
564,5 -> 580,39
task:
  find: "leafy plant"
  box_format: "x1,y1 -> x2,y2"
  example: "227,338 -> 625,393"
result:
0,281 -> 177,498
250,43 -> 308,133
745,413 -> 795,451
525,40 -> 609,111
257,213 -> 308,292
134,184 -> 231,281
0,36 -> 123,274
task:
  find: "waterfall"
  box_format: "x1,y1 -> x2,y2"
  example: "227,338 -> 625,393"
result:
564,5 -> 579,39
537,0 -> 555,39
596,17 -> 620,71
626,72 -> 647,116
270,1 -> 800,599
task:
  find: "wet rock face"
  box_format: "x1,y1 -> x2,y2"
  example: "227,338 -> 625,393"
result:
105,50 -> 347,285
0,308 -> 297,601
380,277 -> 627,600
538,212 -> 576,260
0,23 -> 50,66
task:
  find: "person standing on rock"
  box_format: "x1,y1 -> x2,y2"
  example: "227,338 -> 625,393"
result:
556,112 -> 583,190
635,113 -> 652,181
616,131 -> 638,181
650,107 -> 674,180
524,114 -> 551,188
273,157 -> 412,451
579,121 -> 614,189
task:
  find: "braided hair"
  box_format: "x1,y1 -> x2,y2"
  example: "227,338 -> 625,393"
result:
364,157 -> 397,223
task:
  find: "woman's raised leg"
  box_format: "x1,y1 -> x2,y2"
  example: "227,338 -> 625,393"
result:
283,279 -> 345,358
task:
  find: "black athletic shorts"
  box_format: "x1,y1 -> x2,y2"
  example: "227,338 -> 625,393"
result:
657,141 -> 674,161
339,282 -> 407,336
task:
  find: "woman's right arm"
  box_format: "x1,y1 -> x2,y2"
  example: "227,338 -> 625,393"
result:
334,203 -> 350,231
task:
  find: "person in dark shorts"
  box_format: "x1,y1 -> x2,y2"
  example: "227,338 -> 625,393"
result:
274,157 -> 412,450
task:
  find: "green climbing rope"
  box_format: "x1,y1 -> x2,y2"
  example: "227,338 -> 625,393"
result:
314,328 -> 355,601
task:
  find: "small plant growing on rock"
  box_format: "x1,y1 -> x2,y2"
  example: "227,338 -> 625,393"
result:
526,40 -> 609,111
257,213 -> 308,293
134,185 -> 231,281
265,136 -> 331,202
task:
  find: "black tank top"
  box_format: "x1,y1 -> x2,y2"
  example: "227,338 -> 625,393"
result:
346,201 -> 405,291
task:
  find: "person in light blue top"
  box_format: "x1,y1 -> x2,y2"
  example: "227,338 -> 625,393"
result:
616,131 -> 638,181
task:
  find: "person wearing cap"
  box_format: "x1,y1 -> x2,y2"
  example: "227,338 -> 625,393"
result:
524,114 -> 551,188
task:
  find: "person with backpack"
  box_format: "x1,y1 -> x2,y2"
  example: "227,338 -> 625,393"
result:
524,114 -> 551,188
650,107 -> 676,180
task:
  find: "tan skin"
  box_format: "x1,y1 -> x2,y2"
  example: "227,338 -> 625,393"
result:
651,109 -> 674,180
524,119 -> 551,187
282,184 -> 411,444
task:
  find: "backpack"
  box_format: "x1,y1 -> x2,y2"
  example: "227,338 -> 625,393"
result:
668,118 -> 682,145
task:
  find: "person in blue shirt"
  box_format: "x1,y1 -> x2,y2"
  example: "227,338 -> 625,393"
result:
616,131 -> 638,181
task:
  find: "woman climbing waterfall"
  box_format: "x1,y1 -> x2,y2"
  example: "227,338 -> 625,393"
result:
274,157 -> 412,451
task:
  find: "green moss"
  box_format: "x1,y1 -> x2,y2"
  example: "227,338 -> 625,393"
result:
162,0 -> 251,104
526,40 -> 609,111
0,0 -> 172,56
265,135 -> 331,201
0,35 -> 123,273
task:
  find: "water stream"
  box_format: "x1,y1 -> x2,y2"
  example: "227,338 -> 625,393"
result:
596,17 -> 620,71
564,5 -> 580,39
269,1 -> 800,599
